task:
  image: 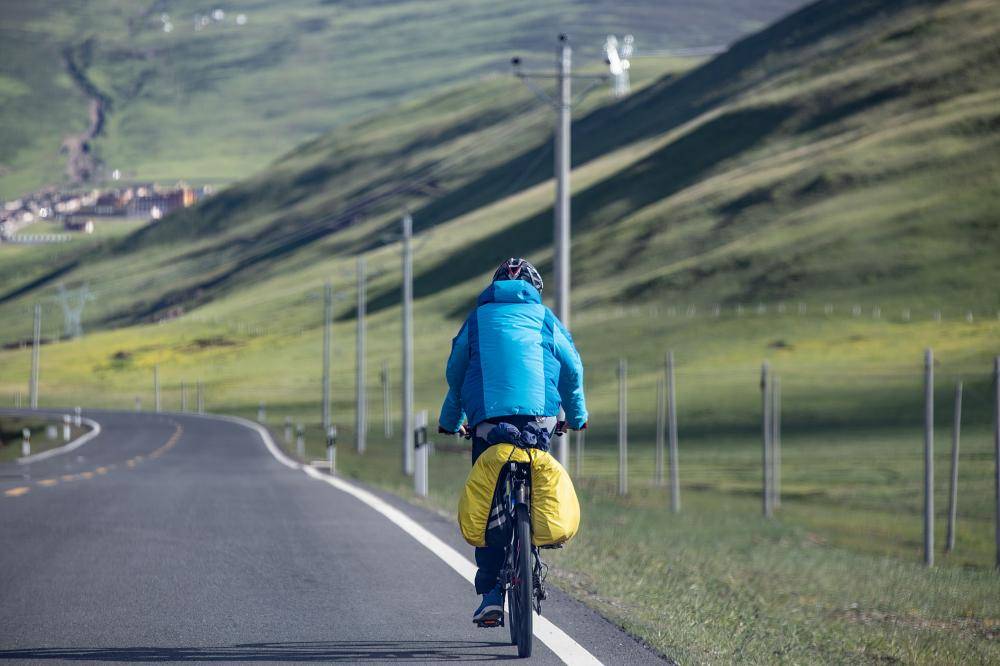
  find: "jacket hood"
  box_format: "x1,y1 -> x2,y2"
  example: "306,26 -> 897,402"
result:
477,280 -> 542,306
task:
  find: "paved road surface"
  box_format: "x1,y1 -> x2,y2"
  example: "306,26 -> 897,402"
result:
0,410 -> 667,664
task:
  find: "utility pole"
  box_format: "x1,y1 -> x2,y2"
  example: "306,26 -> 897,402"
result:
402,213 -> 415,475
554,36 -> 571,326
29,304 -> 41,408
924,348 -> 934,567
322,280 -> 333,433
356,256 -> 367,454
512,35 -> 610,329
55,282 -> 94,339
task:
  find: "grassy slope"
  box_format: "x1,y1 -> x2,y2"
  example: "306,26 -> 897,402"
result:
1,0 -> 999,662
0,0 -> 803,198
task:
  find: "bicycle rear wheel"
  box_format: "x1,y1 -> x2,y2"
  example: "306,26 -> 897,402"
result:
507,503 -> 533,657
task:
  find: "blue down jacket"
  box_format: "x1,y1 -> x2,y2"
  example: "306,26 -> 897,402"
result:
438,280 -> 587,431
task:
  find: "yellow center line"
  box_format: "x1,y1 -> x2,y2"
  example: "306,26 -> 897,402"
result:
5,420 -> 185,499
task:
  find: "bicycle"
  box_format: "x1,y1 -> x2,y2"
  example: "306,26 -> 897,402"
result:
489,422 -> 568,658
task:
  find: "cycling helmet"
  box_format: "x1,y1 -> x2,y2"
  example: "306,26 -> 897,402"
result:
492,257 -> 543,292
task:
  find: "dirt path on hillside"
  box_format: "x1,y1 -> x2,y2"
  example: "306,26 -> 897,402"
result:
60,43 -> 109,184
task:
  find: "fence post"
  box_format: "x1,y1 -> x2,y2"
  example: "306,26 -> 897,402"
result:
74,406 -> 82,427
296,424 -> 305,459
761,362 -> 773,518
29,303 -> 40,409
284,417 -> 292,447
924,348 -> 934,567
197,381 -> 204,414
618,358 -> 628,496
557,417 -> 570,471
772,375 -> 782,510
181,382 -> 187,412
655,377 -> 665,486
381,360 -> 392,438
415,409 -> 429,498
63,414 -> 71,442
575,429 -> 584,477
327,425 -> 338,474
946,381 -> 963,553
154,365 -> 161,413
15,391 -> 21,408
667,350 -> 680,513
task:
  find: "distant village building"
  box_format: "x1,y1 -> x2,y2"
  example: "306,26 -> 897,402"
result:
125,186 -> 196,219
64,218 -> 95,234
2,182 -> 206,240
91,192 -> 121,216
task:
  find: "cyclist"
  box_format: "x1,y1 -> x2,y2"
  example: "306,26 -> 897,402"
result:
438,257 -> 587,626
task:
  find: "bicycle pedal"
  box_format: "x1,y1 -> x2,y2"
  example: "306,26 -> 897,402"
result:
475,618 -> 502,628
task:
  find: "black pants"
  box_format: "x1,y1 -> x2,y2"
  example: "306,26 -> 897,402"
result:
470,415 -> 544,595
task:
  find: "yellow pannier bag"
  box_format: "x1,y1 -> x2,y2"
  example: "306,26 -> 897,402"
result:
458,443 -> 581,548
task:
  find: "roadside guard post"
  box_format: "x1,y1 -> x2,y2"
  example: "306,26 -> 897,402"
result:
21,428 -> 30,457
414,410 -> 429,497
327,425 -> 337,473
74,406 -> 82,427
63,414 -> 71,442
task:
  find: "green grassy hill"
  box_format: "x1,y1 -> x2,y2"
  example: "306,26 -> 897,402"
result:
2,0 -> 996,339
0,0 -> 803,198
2,1 -> 999,661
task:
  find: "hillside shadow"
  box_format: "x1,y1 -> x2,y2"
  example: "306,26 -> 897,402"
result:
0,640 -> 516,662
408,0 -> 908,235
363,104 -> 795,318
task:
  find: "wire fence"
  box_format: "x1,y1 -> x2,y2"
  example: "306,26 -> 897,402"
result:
6,346 -> 998,570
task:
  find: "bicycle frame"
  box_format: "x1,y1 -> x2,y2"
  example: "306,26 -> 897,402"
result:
501,460 -> 544,611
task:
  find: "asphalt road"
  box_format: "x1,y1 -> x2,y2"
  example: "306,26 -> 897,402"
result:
0,410 -> 667,664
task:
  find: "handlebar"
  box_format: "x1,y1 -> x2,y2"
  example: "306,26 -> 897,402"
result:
439,421 -> 586,439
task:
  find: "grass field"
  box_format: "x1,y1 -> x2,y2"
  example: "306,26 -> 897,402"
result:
1,0 -> 998,661
0,415 -> 84,463
2,295 -> 997,662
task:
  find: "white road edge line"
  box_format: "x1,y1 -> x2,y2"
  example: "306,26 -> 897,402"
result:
15,417 -> 102,465
212,412 -> 602,666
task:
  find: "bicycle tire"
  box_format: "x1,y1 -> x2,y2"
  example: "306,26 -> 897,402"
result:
510,503 -> 533,657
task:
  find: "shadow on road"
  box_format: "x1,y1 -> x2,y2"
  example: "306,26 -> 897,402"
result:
0,640 -> 519,662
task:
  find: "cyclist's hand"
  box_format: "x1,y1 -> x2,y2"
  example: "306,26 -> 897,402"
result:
554,421 -> 568,436
438,424 -> 472,439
